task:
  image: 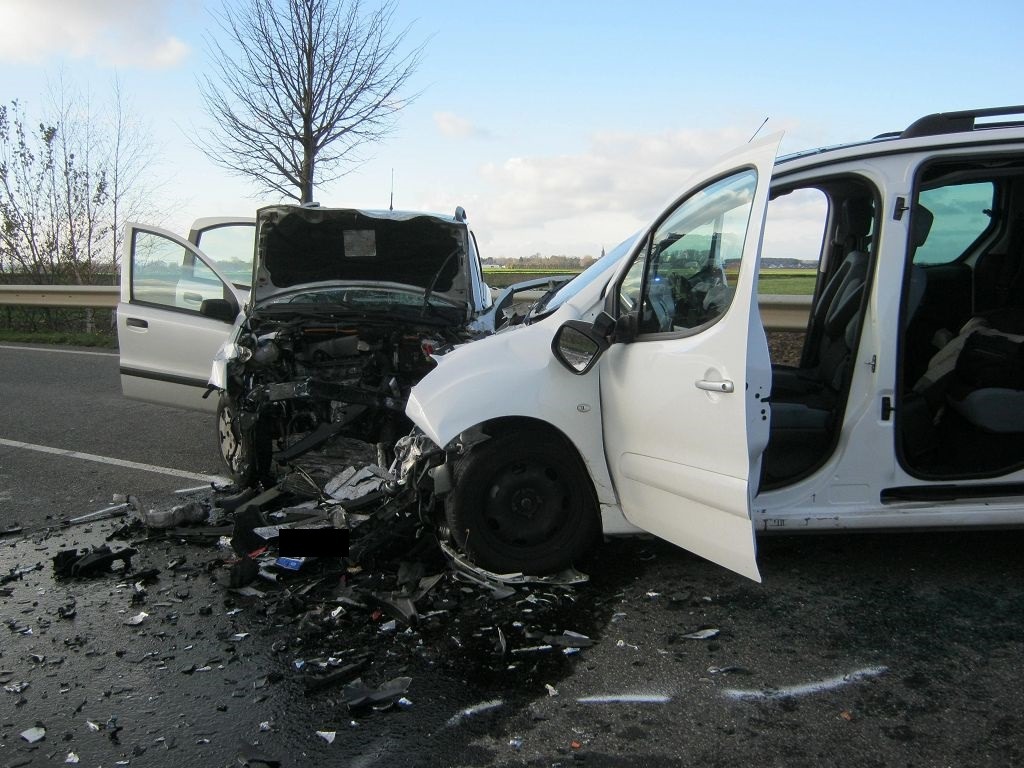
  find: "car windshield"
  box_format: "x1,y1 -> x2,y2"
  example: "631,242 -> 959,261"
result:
529,233 -> 639,319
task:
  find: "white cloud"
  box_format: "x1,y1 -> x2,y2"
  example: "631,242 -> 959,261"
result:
470,127 -> 754,257
0,0 -> 189,69
433,111 -> 492,140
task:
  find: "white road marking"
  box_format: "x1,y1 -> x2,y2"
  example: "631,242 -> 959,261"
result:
445,699 -> 504,727
0,437 -> 228,483
722,666 -> 889,701
0,344 -> 117,357
577,693 -> 672,704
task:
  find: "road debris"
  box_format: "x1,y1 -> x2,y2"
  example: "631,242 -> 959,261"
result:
52,546 -> 137,579
681,627 -> 720,640
20,725 -> 46,743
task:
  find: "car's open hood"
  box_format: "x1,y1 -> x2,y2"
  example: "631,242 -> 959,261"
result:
252,206 -> 471,308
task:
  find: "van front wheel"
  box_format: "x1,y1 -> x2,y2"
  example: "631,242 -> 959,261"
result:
446,429 -> 599,574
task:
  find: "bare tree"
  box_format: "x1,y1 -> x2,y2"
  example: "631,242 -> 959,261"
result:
198,0 -> 423,203
0,79 -> 162,333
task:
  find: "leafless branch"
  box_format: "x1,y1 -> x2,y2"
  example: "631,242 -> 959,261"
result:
195,0 -> 423,203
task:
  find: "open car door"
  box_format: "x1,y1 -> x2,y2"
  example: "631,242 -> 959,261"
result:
118,224 -> 244,412
599,135 -> 780,582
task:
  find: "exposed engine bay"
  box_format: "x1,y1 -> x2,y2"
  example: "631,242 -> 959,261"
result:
219,305 -> 480,483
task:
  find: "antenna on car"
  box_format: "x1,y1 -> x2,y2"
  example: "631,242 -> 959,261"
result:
749,117 -> 769,143
389,168 -> 394,211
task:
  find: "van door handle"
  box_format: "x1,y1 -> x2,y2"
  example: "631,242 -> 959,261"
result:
695,379 -> 734,393
125,317 -> 148,329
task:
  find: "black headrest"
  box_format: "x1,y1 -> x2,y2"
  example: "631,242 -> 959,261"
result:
912,203 -> 934,249
841,198 -> 873,239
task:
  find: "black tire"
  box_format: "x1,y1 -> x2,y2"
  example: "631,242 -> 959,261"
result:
446,429 -> 600,574
216,393 -> 259,487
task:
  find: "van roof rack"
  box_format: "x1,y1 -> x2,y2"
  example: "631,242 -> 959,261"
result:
901,106 -> 1024,139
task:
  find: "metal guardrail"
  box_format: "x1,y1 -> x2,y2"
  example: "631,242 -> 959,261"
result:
0,284 -> 811,330
0,285 -> 119,308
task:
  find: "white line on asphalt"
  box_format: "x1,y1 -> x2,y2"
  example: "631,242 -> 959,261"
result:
722,666 -> 889,701
445,699 -> 504,727
0,344 -> 118,357
0,437 -> 229,483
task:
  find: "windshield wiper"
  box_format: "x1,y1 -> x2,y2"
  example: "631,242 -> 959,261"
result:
422,247 -> 461,318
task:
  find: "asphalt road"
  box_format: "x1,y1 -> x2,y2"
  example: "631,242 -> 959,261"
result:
1,343 -> 1023,767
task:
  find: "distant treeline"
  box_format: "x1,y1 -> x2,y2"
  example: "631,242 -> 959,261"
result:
482,254 -> 599,269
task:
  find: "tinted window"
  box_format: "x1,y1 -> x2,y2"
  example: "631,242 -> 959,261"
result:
914,182 -> 994,265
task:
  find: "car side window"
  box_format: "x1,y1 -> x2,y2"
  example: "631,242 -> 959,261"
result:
913,182 -> 995,265
193,224 -> 256,286
632,169 -> 757,334
131,230 -> 228,312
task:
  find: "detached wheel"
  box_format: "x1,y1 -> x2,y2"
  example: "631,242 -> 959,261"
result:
446,429 -> 600,574
216,393 -> 258,487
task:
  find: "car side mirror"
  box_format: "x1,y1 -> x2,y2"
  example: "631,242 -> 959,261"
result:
551,320 -> 609,375
200,298 -> 238,323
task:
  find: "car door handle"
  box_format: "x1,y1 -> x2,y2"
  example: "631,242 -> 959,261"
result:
183,291 -> 203,303
125,317 -> 148,329
695,379 -> 734,393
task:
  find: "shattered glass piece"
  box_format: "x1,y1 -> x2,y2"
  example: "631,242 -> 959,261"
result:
545,684 -> 559,696
5,681 -> 29,693
20,726 -> 45,743
543,630 -> 594,649
682,628 -> 720,640
124,612 -> 149,626
511,645 -> 553,654
86,721 -> 100,732
316,730 -> 336,744
65,753 -> 80,764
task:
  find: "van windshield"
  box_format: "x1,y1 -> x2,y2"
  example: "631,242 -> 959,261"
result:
529,233 -> 639,320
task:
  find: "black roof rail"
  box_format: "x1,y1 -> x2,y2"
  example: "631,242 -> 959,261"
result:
901,106 -> 1024,138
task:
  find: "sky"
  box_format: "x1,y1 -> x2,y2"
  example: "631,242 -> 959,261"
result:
0,0 -> 1021,259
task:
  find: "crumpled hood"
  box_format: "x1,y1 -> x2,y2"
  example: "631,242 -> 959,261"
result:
252,205 -> 471,306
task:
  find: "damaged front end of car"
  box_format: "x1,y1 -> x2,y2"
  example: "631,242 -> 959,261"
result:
208,205 -> 491,487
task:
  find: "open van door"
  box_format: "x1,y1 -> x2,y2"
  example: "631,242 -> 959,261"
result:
599,135 -> 780,582
118,224 -> 244,412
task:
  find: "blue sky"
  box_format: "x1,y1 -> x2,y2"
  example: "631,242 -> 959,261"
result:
0,0 -> 1021,258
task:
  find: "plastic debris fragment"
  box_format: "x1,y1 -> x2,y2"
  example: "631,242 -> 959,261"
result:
682,628 -> 720,640
316,730 -> 336,744
341,676 -> 412,709
53,546 -> 137,579
124,611 -> 149,626
20,726 -> 45,743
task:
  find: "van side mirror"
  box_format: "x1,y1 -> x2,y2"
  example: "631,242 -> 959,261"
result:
551,320 -> 609,375
200,298 -> 238,323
